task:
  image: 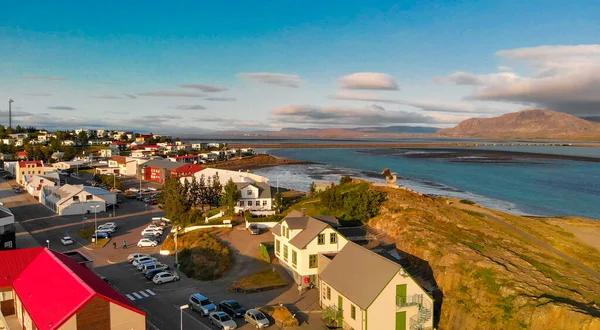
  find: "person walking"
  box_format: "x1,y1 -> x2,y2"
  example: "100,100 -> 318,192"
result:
113,241 -> 117,249
123,240 -> 127,249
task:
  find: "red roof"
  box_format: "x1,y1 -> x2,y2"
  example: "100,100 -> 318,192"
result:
110,141 -> 127,145
19,160 -> 43,167
4,248 -> 144,329
0,248 -> 43,288
17,151 -> 28,157
171,163 -> 204,174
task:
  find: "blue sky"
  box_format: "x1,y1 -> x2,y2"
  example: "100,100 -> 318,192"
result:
1,1 -> 599,132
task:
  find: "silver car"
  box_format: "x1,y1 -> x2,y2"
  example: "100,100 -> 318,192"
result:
209,311 -> 237,330
244,309 -> 270,328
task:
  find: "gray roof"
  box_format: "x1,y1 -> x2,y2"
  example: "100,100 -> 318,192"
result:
271,223 -> 281,235
320,241 -> 402,310
287,217 -> 329,249
236,182 -> 274,199
142,159 -> 183,171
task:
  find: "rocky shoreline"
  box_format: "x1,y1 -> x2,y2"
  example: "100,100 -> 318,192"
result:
204,154 -> 311,171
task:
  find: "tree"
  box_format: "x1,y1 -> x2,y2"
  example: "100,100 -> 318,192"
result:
320,184 -> 343,211
177,149 -> 187,156
207,173 -> 222,208
340,176 -> 352,184
77,131 -> 89,145
158,176 -> 191,225
198,174 -> 207,210
309,182 -> 317,195
119,133 -> 128,141
343,184 -> 386,222
273,191 -> 284,214
221,179 -> 240,215
188,177 -> 200,207
182,178 -> 191,205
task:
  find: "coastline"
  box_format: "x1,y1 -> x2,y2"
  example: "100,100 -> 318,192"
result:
204,154 -> 312,171
231,142 -> 600,149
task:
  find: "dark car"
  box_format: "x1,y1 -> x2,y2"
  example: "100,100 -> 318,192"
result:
143,233 -> 161,242
218,300 -> 247,318
145,267 -> 169,280
248,224 -> 260,235
92,232 -> 110,239
106,202 -> 119,209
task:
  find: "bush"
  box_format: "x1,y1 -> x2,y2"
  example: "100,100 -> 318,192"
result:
460,199 -> 476,205
340,176 -> 353,184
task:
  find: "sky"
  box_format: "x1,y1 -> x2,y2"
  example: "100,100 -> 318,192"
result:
1,0 -> 600,133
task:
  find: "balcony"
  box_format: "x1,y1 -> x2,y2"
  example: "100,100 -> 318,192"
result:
396,294 -> 423,309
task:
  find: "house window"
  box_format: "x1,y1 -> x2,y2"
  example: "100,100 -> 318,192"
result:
247,201 -> 252,206
330,233 -> 337,244
263,200 -> 267,206
351,305 -> 356,320
286,227 -> 290,239
318,234 -> 325,245
283,245 -> 288,260
327,286 -> 331,300
247,190 -> 252,196
256,200 -> 260,207
292,250 -> 297,266
72,196 -> 79,202
309,254 -> 317,268
239,201 -> 244,206
86,195 -> 93,201
276,240 -> 280,254
281,226 -> 286,237
322,285 -> 327,300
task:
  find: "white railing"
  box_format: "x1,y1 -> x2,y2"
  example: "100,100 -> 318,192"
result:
204,211 -> 224,223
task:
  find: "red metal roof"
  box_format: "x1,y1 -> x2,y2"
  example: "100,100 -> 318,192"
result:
18,160 -> 43,167
4,248 -> 144,329
110,141 -> 127,145
0,248 -> 43,288
17,151 -> 29,156
171,163 -> 204,174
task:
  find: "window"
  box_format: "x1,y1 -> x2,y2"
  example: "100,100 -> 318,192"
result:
283,245 -> 288,260
239,201 -> 244,206
276,239 -> 280,254
327,286 -> 331,300
309,254 -> 318,268
86,195 -> 93,201
318,233 -> 325,245
247,201 -> 252,206
322,285 -> 327,300
281,226 -> 286,237
72,196 -> 79,202
256,200 -> 260,206
292,250 -> 297,266
351,305 -> 356,320
247,190 -> 252,196
263,200 -> 267,206
330,233 -> 337,244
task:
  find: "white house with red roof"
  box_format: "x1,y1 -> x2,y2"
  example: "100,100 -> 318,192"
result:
0,247 -> 145,329
15,161 -> 57,186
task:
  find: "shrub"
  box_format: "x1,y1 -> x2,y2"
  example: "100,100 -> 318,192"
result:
340,176 -> 352,184
460,199 -> 476,205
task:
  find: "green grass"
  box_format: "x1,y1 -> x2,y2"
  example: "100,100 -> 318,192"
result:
463,240 -> 485,252
229,269 -> 287,292
463,209 -> 486,218
473,268 -> 501,294
77,226 -> 109,246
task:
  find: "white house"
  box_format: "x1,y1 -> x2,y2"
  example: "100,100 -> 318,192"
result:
272,210 -> 347,288
184,168 -> 269,187
235,182 -> 275,215
40,184 -> 115,215
318,242 -> 434,330
24,173 -> 60,198
100,145 -> 120,158
52,160 -> 89,170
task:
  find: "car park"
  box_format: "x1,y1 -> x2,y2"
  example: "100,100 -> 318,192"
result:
248,224 -> 260,235
188,293 -> 217,316
244,309 -> 270,329
142,263 -> 169,274
209,311 -> 237,330
219,300 -> 247,318
143,233 -> 161,242
128,253 -> 148,262
152,271 -> 179,284
132,256 -> 157,267
60,236 -> 74,246
137,238 -> 158,247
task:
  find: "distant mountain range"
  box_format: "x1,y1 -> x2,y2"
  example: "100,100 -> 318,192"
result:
438,110 -> 600,140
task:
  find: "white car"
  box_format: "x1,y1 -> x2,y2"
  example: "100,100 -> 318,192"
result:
145,224 -> 164,231
141,228 -> 163,237
244,309 -> 270,329
127,253 -> 148,262
152,271 -> 179,285
60,236 -> 74,246
132,256 -> 157,267
137,238 -> 158,247
95,227 -> 114,234
137,261 -> 158,271
100,222 -> 117,229
209,311 -> 237,330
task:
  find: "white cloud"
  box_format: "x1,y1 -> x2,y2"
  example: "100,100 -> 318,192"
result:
497,66 -> 513,72
92,94 -> 138,99
180,84 -> 228,92
237,72 -> 303,88
338,72 -> 399,90
24,76 -> 67,81
47,106 -> 76,110
21,92 -> 52,97
437,44 -> 600,116
138,90 -> 206,98
272,104 -> 438,126
173,105 -> 206,110
204,97 -> 237,102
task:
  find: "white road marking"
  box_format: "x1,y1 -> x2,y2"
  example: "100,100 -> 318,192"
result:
126,294 -> 135,301
139,291 -> 149,298
132,292 -> 143,299
146,289 -> 156,296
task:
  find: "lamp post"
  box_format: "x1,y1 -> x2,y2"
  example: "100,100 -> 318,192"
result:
46,239 -> 49,249
179,304 -> 189,330
112,173 -> 117,217
91,205 -> 100,244
174,230 -> 178,268
8,97 -> 14,129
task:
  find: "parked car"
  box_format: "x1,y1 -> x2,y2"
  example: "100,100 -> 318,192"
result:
244,309 -> 270,329
132,256 -> 157,267
106,202 -> 119,209
143,233 -> 161,242
148,199 -> 157,205
60,236 -> 74,246
141,228 -> 163,237
100,222 -> 117,228
128,253 -> 148,262
147,187 -> 157,191
98,224 -> 116,231
95,227 -> 115,234
145,224 -> 164,231
209,311 -> 237,330
247,224 -> 260,235
145,268 -> 168,280
219,300 -> 247,318
189,293 -> 217,316
152,271 -> 179,285
137,260 -> 158,271
13,188 -> 21,194
137,238 -> 158,247
142,263 -> 169,274
91,232 -> 110,239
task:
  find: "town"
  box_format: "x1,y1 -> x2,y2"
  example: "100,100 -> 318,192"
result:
0,127 -> 437,330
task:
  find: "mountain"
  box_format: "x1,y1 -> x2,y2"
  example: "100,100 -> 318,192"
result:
438,110 -> 600,140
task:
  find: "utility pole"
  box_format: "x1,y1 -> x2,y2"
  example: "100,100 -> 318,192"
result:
8,98 -> 14,128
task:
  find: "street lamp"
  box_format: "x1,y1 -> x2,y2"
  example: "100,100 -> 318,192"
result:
179,304 -> 189,330
91,205 -> 100,244
175,226 -> 182,268
8,97 -> 14,129
139,165 -> 148,196
45,239 -> 49,249
111,173 -> 117,217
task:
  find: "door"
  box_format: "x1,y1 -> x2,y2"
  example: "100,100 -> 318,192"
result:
395,311 -> 406,330
337,295 -> 343,325
396,284 -> 407,305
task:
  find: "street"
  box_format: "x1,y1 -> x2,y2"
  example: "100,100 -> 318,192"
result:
1,178 -> 323,330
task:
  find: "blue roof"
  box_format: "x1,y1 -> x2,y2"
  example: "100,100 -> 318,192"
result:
82,186 -> 114,196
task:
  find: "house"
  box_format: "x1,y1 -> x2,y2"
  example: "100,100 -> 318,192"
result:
61,140 -> 82,147
16,151 -> 28,160
40,184 -> 115,215
235,182 -> 276,215
109,141 -> 128,151
318,242 -> 434,330
51,151 -> 65,160
131,149 -> 153,158
135,133 -> 153,142
0,204 -> 16,250
191,143 -> 207,151
24,173 -> 60,198
3,161 -> 18,176
100,145 -> 120,158
0,247 -> 146,329
167,154 -> 202,164
1,138 -> 16,145
184,168 -> 269,187
52,160 -> 89,171
272,210 -> 347,288
140,159 -> 203,183
16,161 -> 56,185
108,156 -> 141,176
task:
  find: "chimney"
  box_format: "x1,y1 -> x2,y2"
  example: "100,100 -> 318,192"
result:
301,208 -> 306,217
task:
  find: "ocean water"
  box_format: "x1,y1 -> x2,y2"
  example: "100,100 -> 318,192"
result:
254,148 -> 600,219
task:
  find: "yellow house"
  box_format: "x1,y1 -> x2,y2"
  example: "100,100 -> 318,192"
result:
319,242 -> 434,330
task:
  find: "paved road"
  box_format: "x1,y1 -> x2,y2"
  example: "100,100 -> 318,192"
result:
1,179 -> 324,330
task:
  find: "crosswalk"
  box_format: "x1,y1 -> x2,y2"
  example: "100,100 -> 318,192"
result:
125,289 -> 156,301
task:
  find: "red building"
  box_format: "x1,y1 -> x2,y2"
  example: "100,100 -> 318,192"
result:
140,159 -> 204,183
0,247 -> 145,329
